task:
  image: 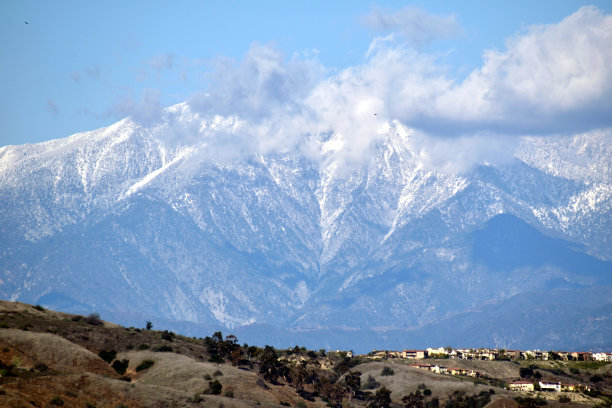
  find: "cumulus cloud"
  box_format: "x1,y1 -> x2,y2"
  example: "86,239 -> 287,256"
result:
176,7 -> 611,174
429,5 -> 612,135
361,6 -> 463,48
185,44 -> 326,158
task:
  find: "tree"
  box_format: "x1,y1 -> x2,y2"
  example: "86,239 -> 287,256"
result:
145,321 -> 153,330
363,374 -> 380,390
402,390 -> 424,408
344,371 -> 362,398
259,345 -> 285,383
369,387 -> 392,408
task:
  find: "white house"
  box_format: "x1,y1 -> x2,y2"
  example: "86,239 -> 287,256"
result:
539,381 -> 561,392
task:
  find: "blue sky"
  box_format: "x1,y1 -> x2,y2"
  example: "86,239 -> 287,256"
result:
1,1 -> 611,148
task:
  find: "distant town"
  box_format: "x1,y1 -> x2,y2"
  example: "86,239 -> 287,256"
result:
354,347 -> 611,393
360,347 -> 611,362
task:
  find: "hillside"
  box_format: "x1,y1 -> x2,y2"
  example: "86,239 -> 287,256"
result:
1,301 -> 611,408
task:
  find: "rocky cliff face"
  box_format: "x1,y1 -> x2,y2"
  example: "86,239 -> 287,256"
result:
1,104 -> 610,349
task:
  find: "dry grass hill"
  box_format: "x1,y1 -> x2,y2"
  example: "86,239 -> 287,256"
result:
0,301 -> 610,408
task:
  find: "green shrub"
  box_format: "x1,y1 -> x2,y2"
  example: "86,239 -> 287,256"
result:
205,379 -> 222,395
515,396 -> 547,408
33,304 -> 45,311
161,330 -> 175,341
213,369 -> 224,376
98,349 -> 117,364
112,359 -> 129,375
154,345 -> 172,352
50,396 -> 64,406
85,313 -> 103,325
225,390 -> 235,398
138,343 -> 150,350
135,359 -> 155,372
363,374 -> 380,390
381,366 -> 395,376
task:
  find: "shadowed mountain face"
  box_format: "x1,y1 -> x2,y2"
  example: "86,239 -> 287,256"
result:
0,109 -> 610,351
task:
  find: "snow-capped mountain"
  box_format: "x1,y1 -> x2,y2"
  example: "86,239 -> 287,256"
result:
1,104 -> 610,350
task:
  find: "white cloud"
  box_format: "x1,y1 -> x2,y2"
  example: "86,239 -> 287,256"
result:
175,7 -> 611,174
361,6 -> 463,48
189,44 -> 324,120
431,6 -> 612,135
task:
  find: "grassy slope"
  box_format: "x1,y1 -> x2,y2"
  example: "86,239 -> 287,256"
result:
0,301 -> 609,408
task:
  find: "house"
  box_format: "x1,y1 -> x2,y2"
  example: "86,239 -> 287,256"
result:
367,350 -> 390,359
556,351 -> 570,360
591,352 -> 611,362
409,363 -> 432,370
564,384 -> 591,392
570,352 -> 592,361
448,367 -> 469,376
504,350 -> 523,359
402,349 -> 426,359
429,365 -> 446,374
427,347 -> 447,357
524,350 -> 549,360
539,381 -> 561,392
509,381 -> 535,392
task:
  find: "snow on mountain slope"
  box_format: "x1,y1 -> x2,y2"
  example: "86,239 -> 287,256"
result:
1,107 -> 610,345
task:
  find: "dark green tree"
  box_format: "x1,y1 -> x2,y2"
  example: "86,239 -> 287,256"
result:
259,345 -> 286,383
369,387 -> 392,408
402,390 -> 424,408
344,371 -> 362,398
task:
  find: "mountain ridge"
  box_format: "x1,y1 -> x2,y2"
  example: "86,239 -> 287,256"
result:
1,106 -> 610,349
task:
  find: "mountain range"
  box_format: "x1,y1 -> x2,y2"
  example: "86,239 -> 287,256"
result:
1,103 -> 610,352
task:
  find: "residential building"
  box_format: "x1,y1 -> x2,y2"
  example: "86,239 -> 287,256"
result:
402,349 -> 426,359
539,381 -> 561,392
509,381 -> 535,392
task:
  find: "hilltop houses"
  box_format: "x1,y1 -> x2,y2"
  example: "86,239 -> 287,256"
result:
362,347 -> 605,362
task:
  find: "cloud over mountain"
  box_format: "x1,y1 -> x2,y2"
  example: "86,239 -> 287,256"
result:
169,7 -> 612,173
